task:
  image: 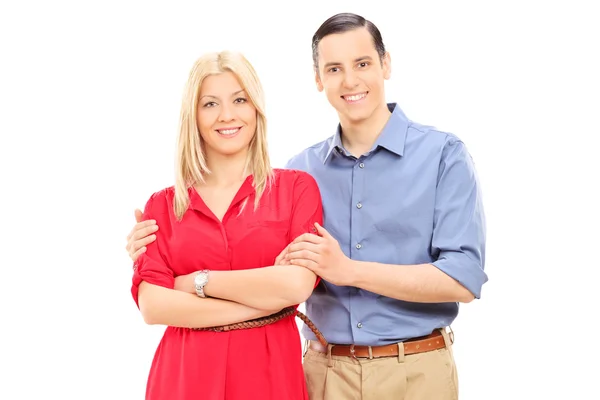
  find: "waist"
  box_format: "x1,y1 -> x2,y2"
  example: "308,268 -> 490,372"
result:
308,329 -> 446,358
192,307 -> 296,332
304,295 -> 458,345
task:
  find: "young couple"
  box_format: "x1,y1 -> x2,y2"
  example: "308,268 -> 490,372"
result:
126,12 -> 487,400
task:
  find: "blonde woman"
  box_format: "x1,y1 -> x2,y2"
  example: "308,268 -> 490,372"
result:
131,51 -> 322,399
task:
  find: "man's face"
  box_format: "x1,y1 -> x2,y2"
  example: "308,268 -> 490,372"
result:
315,27 -> 391,124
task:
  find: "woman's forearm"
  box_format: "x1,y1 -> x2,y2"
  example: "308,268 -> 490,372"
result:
198,266 -> 317,310
137,281 -> 279,328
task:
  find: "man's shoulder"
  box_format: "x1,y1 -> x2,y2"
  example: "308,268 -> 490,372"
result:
283,137 -> 333,172
405,120 -> 475,172
403,118 -> 473,168
407,120 -> 463,147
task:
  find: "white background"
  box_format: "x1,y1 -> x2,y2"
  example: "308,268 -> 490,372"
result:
1,1 -> 598,399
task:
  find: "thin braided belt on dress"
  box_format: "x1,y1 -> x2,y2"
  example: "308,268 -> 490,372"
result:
192,307 -> 328,347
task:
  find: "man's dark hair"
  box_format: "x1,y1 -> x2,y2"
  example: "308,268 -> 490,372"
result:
312,13 -> 386,70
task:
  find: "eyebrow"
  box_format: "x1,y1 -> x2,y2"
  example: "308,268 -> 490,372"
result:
200,89 -> 246,100
323,56 -> 373,69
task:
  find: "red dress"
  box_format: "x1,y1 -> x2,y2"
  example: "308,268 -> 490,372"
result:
131,169 -> 323,400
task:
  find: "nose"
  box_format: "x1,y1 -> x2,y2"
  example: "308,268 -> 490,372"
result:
342,70 -> 360,89
218,102 -> 235,122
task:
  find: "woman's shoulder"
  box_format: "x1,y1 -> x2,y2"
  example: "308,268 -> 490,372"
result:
142,186 -> 176,213
272,168 -> 317,187
270,169 -> 321,202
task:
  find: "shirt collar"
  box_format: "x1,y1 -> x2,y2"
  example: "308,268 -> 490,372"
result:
322,103 -> 409,163
188,175 -> 255,217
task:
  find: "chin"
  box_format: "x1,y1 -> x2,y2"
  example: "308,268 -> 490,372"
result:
216,146 -> 250,157
334,103 -> 370,121
343,110 -> 372,124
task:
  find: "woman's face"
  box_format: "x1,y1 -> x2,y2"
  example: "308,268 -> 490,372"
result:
196,71 -> 257,159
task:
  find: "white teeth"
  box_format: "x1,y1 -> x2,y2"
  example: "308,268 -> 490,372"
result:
344,93 -> 366,102
218,128 -> 239,135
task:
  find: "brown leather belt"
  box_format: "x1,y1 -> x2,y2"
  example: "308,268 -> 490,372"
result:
309,329 -> 446,358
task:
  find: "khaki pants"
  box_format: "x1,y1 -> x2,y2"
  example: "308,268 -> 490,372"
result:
302,329 -> 458,400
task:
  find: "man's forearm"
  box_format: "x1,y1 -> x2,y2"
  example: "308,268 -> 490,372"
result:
349,261 -> 474,303
138,282 -> 278,328
202,266 -> 317,310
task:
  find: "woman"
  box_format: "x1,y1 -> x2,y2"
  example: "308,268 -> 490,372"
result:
131,51 -> 323,399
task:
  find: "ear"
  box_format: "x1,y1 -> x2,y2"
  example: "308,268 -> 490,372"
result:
382,52 -> 392,80
314,68 -> 324,92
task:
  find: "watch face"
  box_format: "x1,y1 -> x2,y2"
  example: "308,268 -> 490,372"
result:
195,273 -> 208,286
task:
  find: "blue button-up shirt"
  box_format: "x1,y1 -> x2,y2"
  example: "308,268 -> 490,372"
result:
285,103 -> 487,346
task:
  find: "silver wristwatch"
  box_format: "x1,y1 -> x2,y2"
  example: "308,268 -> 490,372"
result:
194,270 -> 210,298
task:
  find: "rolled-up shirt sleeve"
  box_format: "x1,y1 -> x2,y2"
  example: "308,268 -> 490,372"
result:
431,138 -> 488,298
131,192 -> 174,308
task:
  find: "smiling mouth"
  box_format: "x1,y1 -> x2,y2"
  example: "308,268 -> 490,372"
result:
342,92 -> 368,103
216,127 -> 241,136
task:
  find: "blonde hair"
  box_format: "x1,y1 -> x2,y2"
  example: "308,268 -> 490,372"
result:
173,51 -> 273,220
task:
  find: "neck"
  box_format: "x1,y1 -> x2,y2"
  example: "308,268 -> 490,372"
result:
202,150 -> 249,187
339,103 -> 392,157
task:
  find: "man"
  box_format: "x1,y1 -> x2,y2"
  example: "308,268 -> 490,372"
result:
126,13 -> 487,400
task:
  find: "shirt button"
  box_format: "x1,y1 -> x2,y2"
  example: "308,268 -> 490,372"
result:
356,202 -> 362,209
357,322 -> 363,328
356,243 -> 362,249
359,162 -> 365,168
